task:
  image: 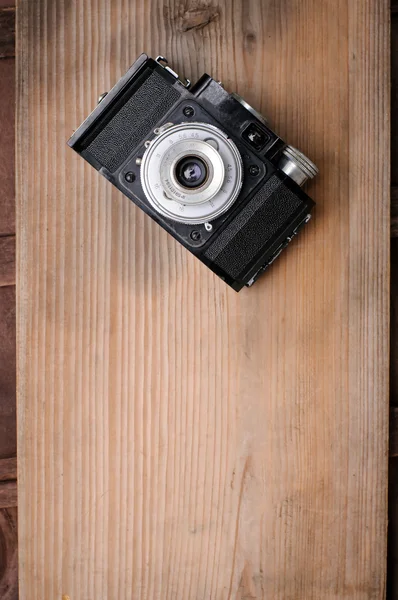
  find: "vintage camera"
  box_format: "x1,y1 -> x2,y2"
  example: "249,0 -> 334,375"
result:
68,54 -> 318,291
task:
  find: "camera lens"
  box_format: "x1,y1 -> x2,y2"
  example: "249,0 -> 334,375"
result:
140,123 -> 243,224
175,156 -> 208,189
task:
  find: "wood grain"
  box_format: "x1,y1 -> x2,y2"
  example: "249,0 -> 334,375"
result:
0,458 -> 16,482
0,482 -> 16,509
0,286 -> 15,461
16,1 -> 390,598
0,7 -> 14,58
0,58 -> 15,236
0,237 -> 15,287
0,508 -> 18,600
392,12 -> 398,187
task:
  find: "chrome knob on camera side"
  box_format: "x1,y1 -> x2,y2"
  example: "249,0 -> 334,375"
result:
278,146 -> 318,187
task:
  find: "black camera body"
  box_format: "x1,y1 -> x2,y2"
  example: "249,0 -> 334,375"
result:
68,54 -> 317,291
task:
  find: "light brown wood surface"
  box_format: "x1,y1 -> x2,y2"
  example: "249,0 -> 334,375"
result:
16,1 -> 390,598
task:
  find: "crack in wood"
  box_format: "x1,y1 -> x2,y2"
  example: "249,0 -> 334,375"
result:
178,7 -> 219,32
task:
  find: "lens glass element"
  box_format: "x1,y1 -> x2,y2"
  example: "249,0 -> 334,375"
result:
175,156 -> 208,189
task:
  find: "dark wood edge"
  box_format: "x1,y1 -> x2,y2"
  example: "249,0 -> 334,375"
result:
0,481 -> 17,508
0,459 -> 17,508
391,407 -> 398,457
0,6 -> 15,59
0,235 -> 15,287
0,457 -> 16,482
0,507 -> 18,599
392,187 -> 398,237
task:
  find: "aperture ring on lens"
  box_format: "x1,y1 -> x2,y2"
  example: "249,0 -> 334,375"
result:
140,122 -> 243,225
161,140 -> 225,206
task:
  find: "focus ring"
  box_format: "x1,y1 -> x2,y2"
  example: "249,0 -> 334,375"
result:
140,122 -> 243,225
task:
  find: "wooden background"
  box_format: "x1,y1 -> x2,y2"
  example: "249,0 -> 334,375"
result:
16,1 -> 390,599
0,0 -> 18,598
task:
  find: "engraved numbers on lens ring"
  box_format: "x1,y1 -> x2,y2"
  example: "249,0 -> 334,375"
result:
140,123 -> 243,224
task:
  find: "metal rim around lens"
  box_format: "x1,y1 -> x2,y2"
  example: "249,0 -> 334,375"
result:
171,153 -> 212,193
140,122 -> 243,224
162,140 -> 225,205
174,155 -> 208,189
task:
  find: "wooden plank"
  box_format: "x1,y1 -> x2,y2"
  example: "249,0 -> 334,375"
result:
16,1 -> 390,598
392,11 -> 398,186
0,481 -> 16,509
0,7 -> 14,58
388,459 -> 398,598
392,188 -> 398,237
0,457 -> 16,481
389,10 -> 398,593
0,236 -> 15,287
391,238 -> 398,407
0,285 -> 15,460
0,1 -> 17,596
0,508 -> 18,600
0,58 -> 15,235
391,408 -> 398,457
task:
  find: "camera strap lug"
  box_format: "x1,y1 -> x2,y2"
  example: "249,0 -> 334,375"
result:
97,92 -> 108,104
155,56 -> 191,89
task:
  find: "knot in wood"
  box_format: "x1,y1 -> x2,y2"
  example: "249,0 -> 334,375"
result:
178,6 -> 219,32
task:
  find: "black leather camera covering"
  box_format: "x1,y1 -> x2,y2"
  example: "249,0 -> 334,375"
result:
204,174 -> 302,279
83,70 -> 181,173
